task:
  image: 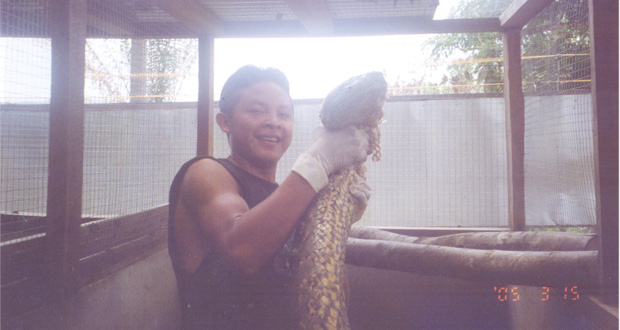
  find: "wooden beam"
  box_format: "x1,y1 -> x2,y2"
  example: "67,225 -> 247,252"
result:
589,0 -> 619,304
502,28 -> 526,231
220,17 -> 502,37
79,206 -> 168,258
334,17 -> 503,35
151,0 -> 222,35
77,206 -> 168,288
46,0 -> 86,298
285,0 -> 334,35
3,13 -> 504,39
78,229 -> 167,289
499,0 -> 554,29
129,39 -> 147,102
197,36 -> 215,156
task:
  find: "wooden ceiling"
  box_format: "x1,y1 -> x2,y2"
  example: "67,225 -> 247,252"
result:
1,0 -> 553,38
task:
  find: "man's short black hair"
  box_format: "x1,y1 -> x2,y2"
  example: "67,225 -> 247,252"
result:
219,65 -> 291,114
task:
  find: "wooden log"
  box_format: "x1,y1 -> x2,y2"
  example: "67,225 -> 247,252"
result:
414,232 -> 596,252
349,226 -> 419,243
349,226 -> 596,251
345,238 -> 598,287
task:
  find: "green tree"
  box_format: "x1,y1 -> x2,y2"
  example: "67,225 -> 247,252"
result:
424,31 -> 504,93
85,38 -> 198,103
147,39 -> 198,102
520,0 -> 590,93
421,0 -> 589,94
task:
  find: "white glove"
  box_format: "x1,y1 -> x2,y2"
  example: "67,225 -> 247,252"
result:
292,126 -> 369,192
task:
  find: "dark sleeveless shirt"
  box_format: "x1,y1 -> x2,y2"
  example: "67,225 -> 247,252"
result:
168,156 -> 298,330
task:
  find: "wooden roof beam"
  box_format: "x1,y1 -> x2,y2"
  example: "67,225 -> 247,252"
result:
499,0 -> 554,29
220,17 -> 502,37
334,17 -> 503,35
285,0 -> 334,35
151,0 -> 222,35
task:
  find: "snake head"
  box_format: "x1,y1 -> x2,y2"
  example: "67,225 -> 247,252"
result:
320,71 -> 388,129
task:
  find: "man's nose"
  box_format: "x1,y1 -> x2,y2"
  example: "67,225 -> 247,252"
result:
263,111 -> 281,128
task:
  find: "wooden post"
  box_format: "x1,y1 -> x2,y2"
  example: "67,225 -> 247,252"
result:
502,28 -> 526,231
130,39 -> 147,103
588,0 -> 619,303
197,35 -> 215,156
46,0 -> 86,298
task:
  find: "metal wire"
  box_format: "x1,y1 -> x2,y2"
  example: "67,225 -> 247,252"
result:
1,0 -> 51,241
1,0 -> 596,233
521,0 -> 595,229
80,1 -> 199,219
214,95 -> 509,228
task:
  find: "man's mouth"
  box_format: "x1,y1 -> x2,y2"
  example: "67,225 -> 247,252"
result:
257,136 -> 280,142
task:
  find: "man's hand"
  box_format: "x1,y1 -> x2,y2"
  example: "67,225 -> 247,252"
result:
292,126 -> 370,192
307,126 -> 370,175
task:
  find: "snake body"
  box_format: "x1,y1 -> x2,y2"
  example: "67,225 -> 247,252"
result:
292,72 -> 388,330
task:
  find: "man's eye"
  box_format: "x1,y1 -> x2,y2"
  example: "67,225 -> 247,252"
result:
278,112 -> 292,120
249,109 -> 263,114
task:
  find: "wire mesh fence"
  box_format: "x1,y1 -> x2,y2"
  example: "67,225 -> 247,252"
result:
385,32 -> 506,96
1,0 -> 598,235
81,103 -> 197,218
80,0 -> 199,219
214,95 -> 509,228
1,0 -> 51,244
521,0 -> 596,229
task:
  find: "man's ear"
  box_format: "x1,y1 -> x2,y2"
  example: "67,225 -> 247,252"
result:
216,112 -> 231,134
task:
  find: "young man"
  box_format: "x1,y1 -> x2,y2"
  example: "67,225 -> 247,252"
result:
168,65 -> 370,329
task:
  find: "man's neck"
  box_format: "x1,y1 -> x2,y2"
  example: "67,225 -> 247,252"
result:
227,155 -> 277,183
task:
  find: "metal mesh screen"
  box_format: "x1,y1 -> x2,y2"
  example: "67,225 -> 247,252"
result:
81,0 -> 199,219
81,103 -> 197,218
521,0 -> 595,228
214,95 -> 508,228
370,96 -> 508,227
439,0 -> 513,19
1,0 -> 51,242
1,0 -> 199,233
390,32 -> 505,96
1,0 -> 597,232
82,36 -> 199,217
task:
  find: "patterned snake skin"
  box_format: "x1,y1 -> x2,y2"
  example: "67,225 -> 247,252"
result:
292,72 -> 388,330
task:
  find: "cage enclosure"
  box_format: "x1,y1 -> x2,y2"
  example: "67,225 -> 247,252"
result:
1,0 -> 617,329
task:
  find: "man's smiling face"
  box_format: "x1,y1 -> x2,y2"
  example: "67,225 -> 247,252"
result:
220,80 -> 294,169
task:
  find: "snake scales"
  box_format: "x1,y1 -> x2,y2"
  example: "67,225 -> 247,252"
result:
291,72 -> 388,330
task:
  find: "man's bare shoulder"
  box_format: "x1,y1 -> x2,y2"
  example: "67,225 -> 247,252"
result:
179,158 -> 240,206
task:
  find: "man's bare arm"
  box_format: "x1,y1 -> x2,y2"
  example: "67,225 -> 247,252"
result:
180,158 -> 316,276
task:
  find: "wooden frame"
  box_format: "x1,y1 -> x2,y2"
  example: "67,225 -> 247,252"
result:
588,0 -> 619,303
46,0 -> 86,299
77,206 -> 168,288
197,35 -> 215,156
502,28 -> 526,231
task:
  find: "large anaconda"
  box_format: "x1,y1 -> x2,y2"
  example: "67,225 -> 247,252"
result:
292,72 -> 388,330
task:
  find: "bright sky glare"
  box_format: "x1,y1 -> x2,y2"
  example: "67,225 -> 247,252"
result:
0,0 -> 459,103
212,35 -> 429,99
209,0 -> 459,100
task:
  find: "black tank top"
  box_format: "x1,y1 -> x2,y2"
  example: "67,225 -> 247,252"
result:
168,156 -> 298,329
